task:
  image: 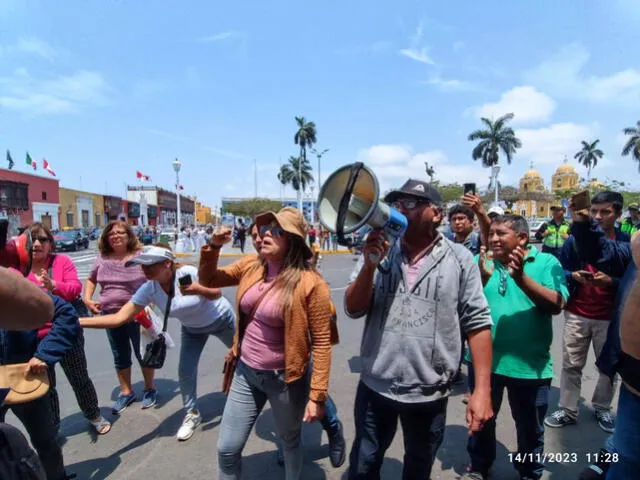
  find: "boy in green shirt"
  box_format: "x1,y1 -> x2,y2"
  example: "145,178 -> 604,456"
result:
464,215 -> 569,480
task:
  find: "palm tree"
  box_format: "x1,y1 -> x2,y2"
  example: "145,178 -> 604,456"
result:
468,113 -> 522,203
294,116 -> 317,209
622,120 -> 640,172
574,139 -> 604,181
277,156 -> 314,196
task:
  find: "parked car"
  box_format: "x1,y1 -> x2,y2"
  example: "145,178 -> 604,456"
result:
528,219 -> 547,243
54,230 -> 86,251
74,230 -> 90,249
89,228 -> 102,240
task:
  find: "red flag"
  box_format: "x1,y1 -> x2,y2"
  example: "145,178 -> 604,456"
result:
176,184 -> 184,190
42,159 -> 56,177
144,175 -> 150,181
136,170 -> 143,179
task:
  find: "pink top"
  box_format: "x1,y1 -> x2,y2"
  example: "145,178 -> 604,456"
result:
27,253 -> 82,338
240,261 -> 286,371
89,255 -> 147,313
405,254 -> 429,290
26,254 -> 82,302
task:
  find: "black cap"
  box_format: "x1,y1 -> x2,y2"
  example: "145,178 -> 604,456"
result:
384,179 -> 442,205
550,205 -> 566,211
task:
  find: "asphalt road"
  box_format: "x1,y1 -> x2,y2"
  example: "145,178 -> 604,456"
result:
6,249 -> 616,479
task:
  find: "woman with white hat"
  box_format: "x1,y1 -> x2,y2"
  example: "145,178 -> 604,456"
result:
79,244 -> 236,442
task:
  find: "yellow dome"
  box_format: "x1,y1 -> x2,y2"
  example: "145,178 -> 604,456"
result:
523,169 -> 542,179
556,163 -> 576,174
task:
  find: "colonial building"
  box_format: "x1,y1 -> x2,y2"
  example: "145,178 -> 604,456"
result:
551,158 -> 580,192
513,164 -> 554,218
195,201 -> 214,225
127,185 -> 194,226
0,168 -> 60,233
59,188 -> 105,229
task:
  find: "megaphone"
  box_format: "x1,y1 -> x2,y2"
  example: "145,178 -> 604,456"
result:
0,220 -> 33,276
317,162 -> 408,248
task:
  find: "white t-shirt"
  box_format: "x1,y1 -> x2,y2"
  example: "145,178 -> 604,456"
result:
131,265 -> 234,330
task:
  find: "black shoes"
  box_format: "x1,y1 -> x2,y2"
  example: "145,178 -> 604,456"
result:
327,420 -> 346,468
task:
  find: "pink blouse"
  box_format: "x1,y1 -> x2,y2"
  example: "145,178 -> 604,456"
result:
27,254 -> 82,302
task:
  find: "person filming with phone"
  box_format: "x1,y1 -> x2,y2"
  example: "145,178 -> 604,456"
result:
79,244 -> 236,442
545,191 -> 630,434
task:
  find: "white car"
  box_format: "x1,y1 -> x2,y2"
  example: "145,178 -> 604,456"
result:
528,219 -> 547,243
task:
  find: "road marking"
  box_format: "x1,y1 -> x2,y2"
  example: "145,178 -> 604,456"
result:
73,256 -> 97,263
331,286 -> 348,291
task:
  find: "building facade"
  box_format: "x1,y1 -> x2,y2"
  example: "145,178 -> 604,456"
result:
195,201 -> 214,225
551,158 -> 580,192
154,187 -> 195,226
59,188 -> 104,229
0,168 -> 60,233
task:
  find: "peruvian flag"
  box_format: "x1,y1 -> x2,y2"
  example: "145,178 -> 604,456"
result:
176,184 -> 184,190
42,159 -> 56,177
136,170 -> 150,181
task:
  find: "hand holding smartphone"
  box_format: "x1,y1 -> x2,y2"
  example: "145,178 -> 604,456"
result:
463,183 -> 476,196
178,274 -> 193,287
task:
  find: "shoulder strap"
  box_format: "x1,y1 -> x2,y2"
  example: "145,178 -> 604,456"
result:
162,272 -> 176,333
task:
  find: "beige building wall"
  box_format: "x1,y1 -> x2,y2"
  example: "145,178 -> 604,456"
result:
59,187 -> 105,229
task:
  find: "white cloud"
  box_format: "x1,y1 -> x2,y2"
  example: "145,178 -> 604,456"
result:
355,144 -> 492,192
469,86 -> 556,124
198,31 -> 239,43
0,69 -> 111,115
516,122 -> 597,166
399,21 -> 435,65
425,76 -> 479,92
525,43 -> 640,107
0,37 -> 59,60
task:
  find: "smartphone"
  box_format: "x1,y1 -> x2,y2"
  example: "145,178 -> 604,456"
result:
571,190 -> 591,211
463,183 -> 476,196
578,270 -> 594,280
178,274 -> 193,287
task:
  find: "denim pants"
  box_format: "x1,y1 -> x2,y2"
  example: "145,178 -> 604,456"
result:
179,315 -> 235,414
106,320 -> 143,370
217,360 -> 308,480
0,389 -> 67,480
348,381 -> 448,480
607,384 -> 640,479
467,373 -> 551,479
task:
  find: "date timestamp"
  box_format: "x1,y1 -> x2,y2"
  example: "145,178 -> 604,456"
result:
507,452 -> 619,463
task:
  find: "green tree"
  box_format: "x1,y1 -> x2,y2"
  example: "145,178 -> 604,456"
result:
468,113 -> 522,167
277,155 -> 314,195
622,120 -> 640,172
222,198 -> 284,218
574,139 -> 604,181
294,116 -> 317,208
554,188 -> 575,202
468,113 -> 522,204
431,182 -> 464,203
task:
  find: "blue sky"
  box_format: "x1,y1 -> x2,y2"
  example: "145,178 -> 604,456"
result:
1,0 -> 640,210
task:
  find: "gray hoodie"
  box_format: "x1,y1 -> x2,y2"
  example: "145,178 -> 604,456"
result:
346,235 -> 492,403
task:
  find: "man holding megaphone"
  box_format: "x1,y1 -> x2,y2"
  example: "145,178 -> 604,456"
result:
343,178 -> 494,480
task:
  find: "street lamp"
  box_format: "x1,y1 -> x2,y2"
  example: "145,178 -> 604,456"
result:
172,158 -> 182,229
311,147 -> 329,191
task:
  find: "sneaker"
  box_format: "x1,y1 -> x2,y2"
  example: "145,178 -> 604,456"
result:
461,471 -> 486,480
141,389 -> 157,409
327,420 -> 346,468
544,409 -> 577,428
111,393 -> 136,415
595,410 -> 615,433
578,449 -> 612,479
176,411 -> 202,441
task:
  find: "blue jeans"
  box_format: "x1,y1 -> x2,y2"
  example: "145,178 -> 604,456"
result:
607,384 -> 640,479
217,360 -> 308,480
348,381 -> 448,480
0,389 -> 67,480
106,321 -> 143,370
179,315 -> 235,414
467,373 -> 551,479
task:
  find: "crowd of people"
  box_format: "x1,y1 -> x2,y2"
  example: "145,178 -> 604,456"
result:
0,177 -> 639,480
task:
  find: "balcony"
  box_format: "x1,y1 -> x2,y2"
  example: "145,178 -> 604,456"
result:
0,181 -> 29,210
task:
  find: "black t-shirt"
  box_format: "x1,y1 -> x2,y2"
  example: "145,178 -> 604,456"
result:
236,226 -> 246,240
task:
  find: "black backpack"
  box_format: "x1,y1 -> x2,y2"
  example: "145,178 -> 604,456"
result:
0,422 -> 46,479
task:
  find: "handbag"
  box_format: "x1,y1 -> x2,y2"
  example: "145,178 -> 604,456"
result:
140,272 -> 175,369
221,282 -> 275,394
0,364 -> 50,405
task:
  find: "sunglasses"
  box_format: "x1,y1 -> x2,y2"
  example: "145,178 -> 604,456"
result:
390,199 -> 430,210
34,236 -> 50,243
259,225 -> 285,238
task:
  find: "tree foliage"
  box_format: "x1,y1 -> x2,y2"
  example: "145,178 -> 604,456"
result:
431,182 -> 464,203
574,139 -> 604,180
622,120 -> 640,172
222,198 -> 284,219
468,113 -> 522,167
278,155 -> 314,192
